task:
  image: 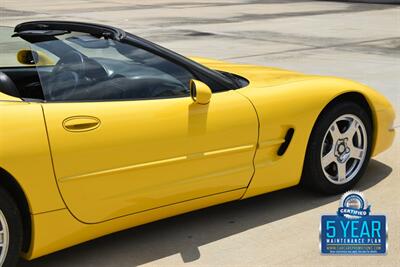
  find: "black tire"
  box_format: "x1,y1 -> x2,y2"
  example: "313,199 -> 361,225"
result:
0,187 -> 23,267
302,101 -> 372,194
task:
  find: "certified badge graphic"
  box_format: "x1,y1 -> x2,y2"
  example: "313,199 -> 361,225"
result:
320,191 -> 387,254
337,191 -> 370,219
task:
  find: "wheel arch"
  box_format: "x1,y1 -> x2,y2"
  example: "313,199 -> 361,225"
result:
313,91 -> 375,152
300,91 -> 375,184
0,167 -> 32,253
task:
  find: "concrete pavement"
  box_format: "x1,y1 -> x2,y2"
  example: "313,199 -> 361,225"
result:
1,1 -> 399,266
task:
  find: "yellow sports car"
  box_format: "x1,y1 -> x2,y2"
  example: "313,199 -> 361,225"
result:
0,21 -> 395,266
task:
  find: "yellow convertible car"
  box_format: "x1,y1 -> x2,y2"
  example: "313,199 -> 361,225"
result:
0,21 -> 395,266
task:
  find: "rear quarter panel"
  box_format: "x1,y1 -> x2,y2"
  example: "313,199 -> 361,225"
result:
0,95 -> 64,213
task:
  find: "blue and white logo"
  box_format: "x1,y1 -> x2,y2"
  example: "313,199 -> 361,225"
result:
337,191 -> 370,219
320,191 -> 387,255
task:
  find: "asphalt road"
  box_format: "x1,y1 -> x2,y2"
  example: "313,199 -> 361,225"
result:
1,1 -> 399,266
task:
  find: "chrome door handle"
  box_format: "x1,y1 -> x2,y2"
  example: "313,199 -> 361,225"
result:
63,116 -> 101,132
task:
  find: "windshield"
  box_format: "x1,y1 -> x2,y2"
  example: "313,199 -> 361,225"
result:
17,31 -> 196,101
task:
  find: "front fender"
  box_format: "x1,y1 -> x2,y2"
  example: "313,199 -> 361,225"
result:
236,76 -> 395,198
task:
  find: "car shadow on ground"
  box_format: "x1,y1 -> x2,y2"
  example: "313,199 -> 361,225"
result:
20,159 -> 392,266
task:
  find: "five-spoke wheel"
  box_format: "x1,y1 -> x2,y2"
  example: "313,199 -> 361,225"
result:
302,101 -> 372,194
321,114 -> 368,184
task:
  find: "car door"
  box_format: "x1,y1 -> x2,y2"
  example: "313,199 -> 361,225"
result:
32,32 -> 258,223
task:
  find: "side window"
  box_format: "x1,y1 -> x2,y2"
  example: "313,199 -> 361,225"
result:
32,33 -> 195,101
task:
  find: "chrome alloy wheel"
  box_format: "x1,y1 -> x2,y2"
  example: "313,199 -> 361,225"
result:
320,114 -> 368,184
0,210 -> 9,266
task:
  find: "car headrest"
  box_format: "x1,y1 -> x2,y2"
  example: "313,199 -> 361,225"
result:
0,71 -> 20,98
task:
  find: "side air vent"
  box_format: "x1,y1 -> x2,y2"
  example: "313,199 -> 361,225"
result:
277,128 -> 295,156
